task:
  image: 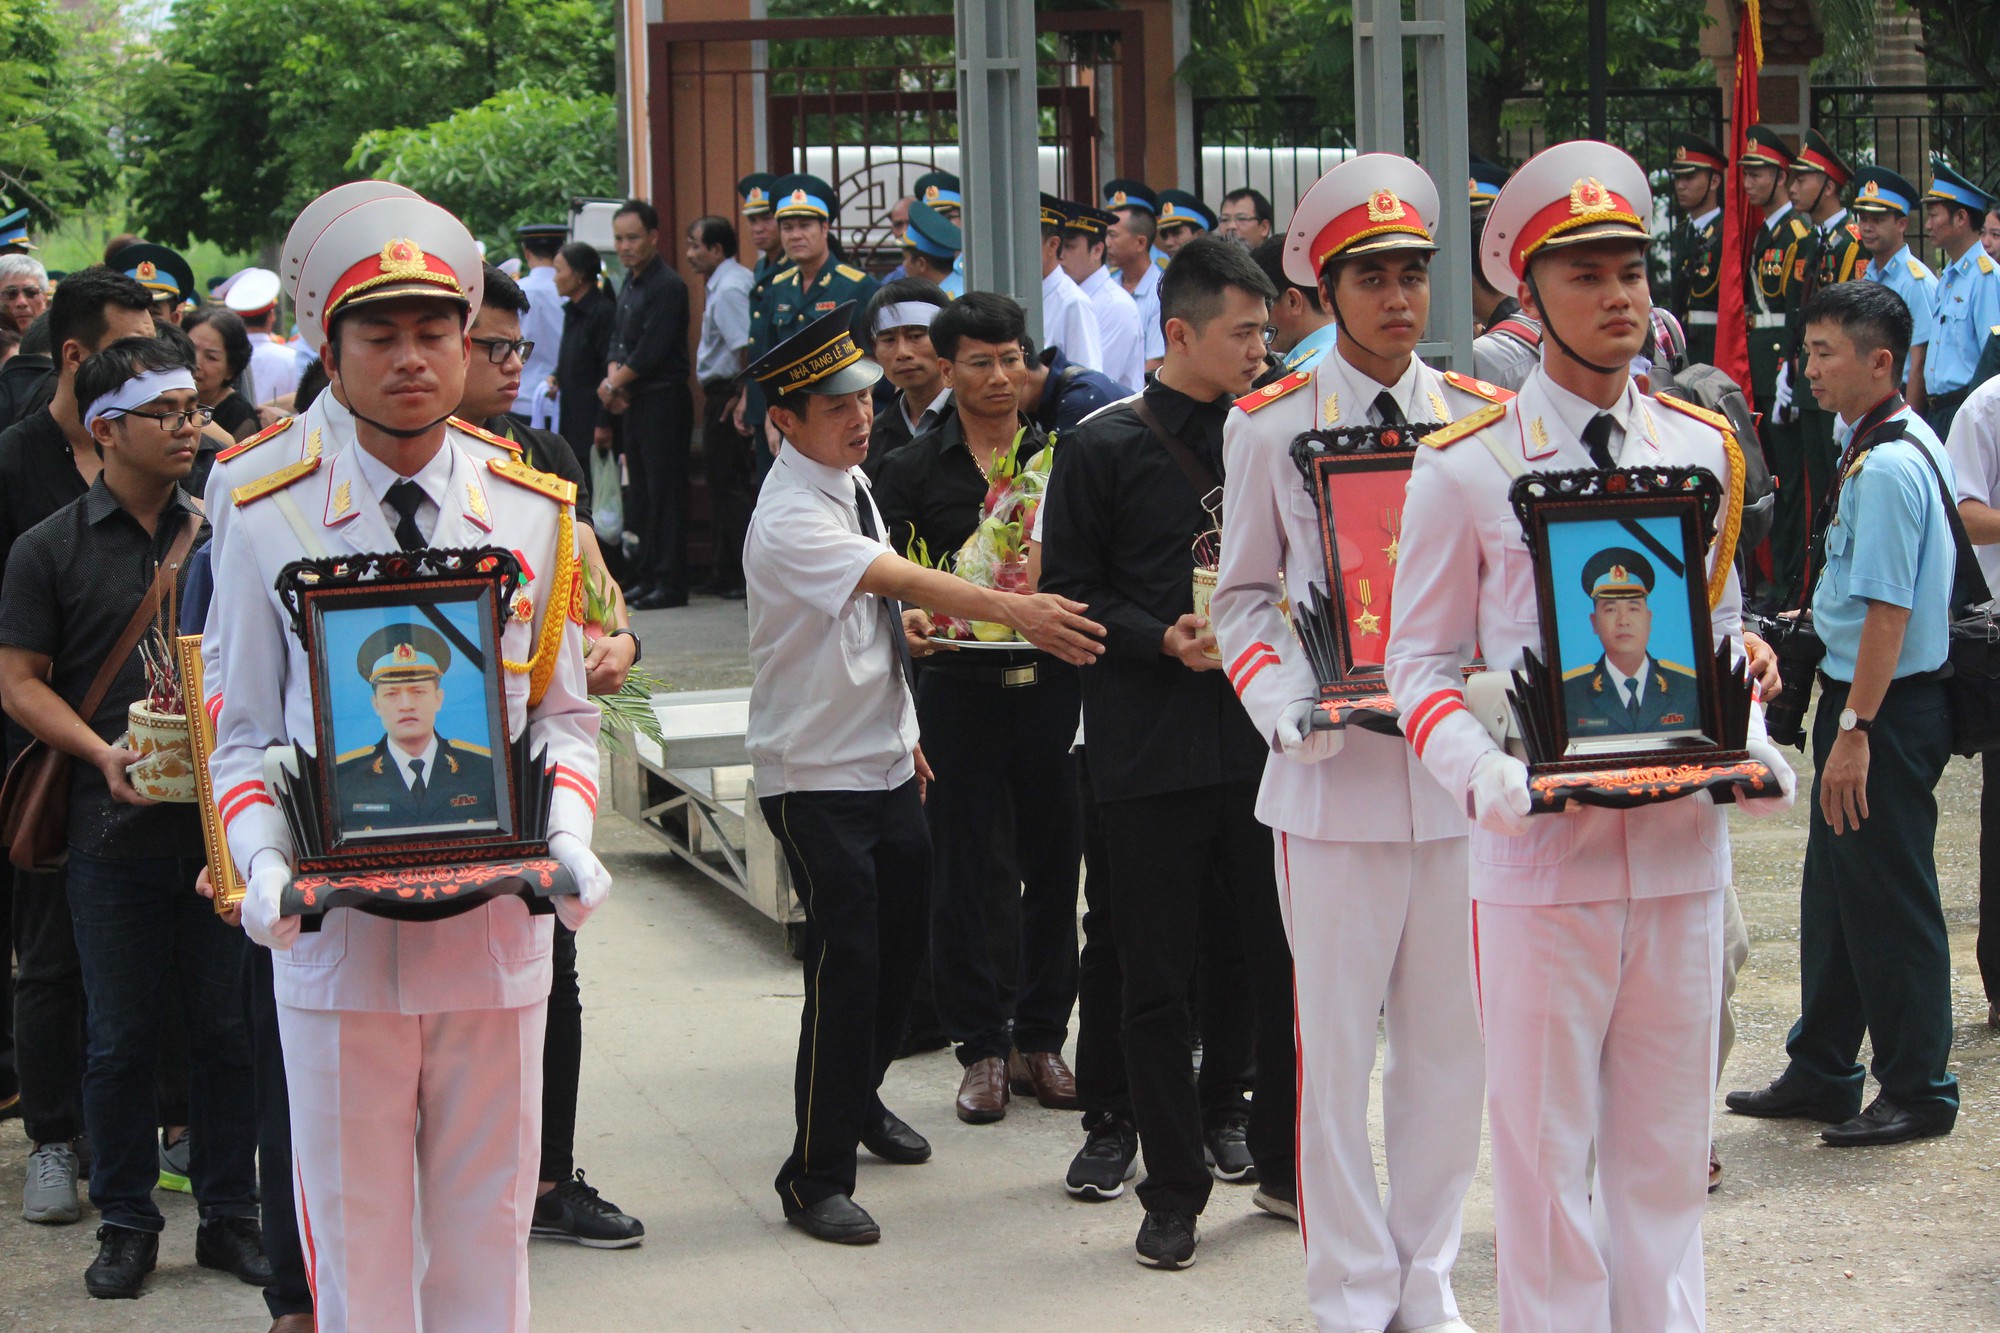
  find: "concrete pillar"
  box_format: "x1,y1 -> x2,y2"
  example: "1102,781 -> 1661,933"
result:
956,0 -> 1044,334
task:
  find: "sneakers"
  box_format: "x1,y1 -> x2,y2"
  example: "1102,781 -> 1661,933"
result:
1134,1208 -> 1198,1269
1251,1180 -> 1298,1223
158,1129 -> 192,1194
85,1223 -> 158,1299
197,1216 -> 275,1286
24,1141 -> 81,1224
1065,1117 -> 1138,1200
1203,1109 -> 1256,1183
531,1170 -> 646,1249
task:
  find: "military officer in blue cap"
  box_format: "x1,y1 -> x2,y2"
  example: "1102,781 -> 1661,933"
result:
0,203 -> 33,255
334,623 -> 497,829
745,173 -> 879,466
1920,155 -> 2000,437
1561,548 -> 1702,736
901,199 -> 962,296
912,170 -> 962,224
1104,180 -> 1167,364
1852,166 -> 1938,401
1154,189 -> 1215,260
107,242 -> 196,326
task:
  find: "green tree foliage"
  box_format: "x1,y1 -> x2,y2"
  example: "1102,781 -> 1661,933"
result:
125,0 -> 615,251
0,0 -> 120,222
350,89 -> 617,248
1912,0 -> 2000,99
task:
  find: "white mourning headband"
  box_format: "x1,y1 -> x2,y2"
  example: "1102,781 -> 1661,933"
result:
83,366 -> 198,433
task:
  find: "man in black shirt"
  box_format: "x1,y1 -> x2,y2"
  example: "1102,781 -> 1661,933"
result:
861,279 -> 952,478
1039,238 -> 1295,1271
0,310 -> 53,434
551,241 -> 617,477
873,294 -> 1083,1126
0,337 -> 266,1299
601,199 -> 694,609
0,267 -> 157,1232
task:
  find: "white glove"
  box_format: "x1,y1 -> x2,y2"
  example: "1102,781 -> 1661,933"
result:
1275,698 -> 1344,763
1469,749 -> 1534,836
1737,734 -> 1799,816
242,854 -> 300,952
1772,364 -> 1795,422
549,831 -> 612,931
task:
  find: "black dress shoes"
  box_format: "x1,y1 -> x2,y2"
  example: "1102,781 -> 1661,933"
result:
85,1224 -> 157,1299
784,1193 -> 881,1245
860,1111 -> 932,1165
196,1216 -> 276,1285
1820,1096 -> 1954,1147
629,588 -> 687,610
1724,1078 -> 1855,1123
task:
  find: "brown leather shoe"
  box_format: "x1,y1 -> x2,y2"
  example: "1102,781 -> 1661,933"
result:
1008,1049 -> 1079,1109
1707,1143 -> 1722,1193
956,1056 -> 1009,1124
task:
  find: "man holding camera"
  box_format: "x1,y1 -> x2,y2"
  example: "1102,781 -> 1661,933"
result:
1728,281 -> 1963,1147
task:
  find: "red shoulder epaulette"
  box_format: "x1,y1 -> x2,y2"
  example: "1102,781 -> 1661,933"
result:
1442,370 -> 1515,403
1235,370 -> 1311,413
215,416 -> 294,463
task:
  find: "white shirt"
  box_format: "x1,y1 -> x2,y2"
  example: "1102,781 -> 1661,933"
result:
903,386 -> 951,438
1601,654 -> 1653,708
351,439 -> 457,544
696,256 -> 754,384
515,264 -> 564,415
1125,263 -> 1165,361
248,334 -> 301,406
1040,267 -> 1104,373
1077,265 -> 1145,392
390,735 -> 441,790
1690,206 -> 1720,233
1947,375 -> 2000,599
745,443 -> 918,793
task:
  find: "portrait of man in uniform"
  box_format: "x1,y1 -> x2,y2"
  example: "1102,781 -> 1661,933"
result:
331,620 -> 499,834
1560,544 -> 1700,737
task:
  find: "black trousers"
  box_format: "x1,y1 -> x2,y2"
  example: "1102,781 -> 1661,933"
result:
12,864 -> 84,1144
699,379 -> 752,591
243,943 -> 310,1319
916,664 -> 1082,1065
763,780 -> 930,1210
0,866 -> 13,1105
622,382 -> 694,596
1784,676 -> 1958,1119
1981,751 -> 2000,1006
1099,779 -> 1295,1216
541,922 -> 581,1183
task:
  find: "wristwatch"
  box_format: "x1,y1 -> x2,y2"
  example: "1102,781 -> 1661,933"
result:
608,627 -> 642,665
1838,707 -> 1873,734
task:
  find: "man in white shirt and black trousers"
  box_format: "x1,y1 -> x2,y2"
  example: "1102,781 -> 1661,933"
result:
743,302 -> 1104,1245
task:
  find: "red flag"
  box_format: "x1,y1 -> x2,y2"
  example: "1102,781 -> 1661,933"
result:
1714,0 -> 1762,401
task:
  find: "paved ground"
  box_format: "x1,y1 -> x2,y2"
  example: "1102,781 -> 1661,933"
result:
5,592 -> 2000,1330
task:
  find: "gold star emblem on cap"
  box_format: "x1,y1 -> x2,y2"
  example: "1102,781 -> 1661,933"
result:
1570,178 -> 1614,216
1366,189 -> 1406,223
790,189 -> 809,205
1861,181 -> 1880,198
381,238 -> 427,277
137,261 -> 157,280
393,642 -> 416,663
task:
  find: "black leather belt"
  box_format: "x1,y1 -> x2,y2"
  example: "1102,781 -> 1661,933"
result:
921,654 -> 1040,688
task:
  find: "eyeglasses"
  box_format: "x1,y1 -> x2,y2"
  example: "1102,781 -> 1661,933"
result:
1219,213 -> 1261,226
120,405 -> 215,432
952,353 -> 1027,374
470,336 -> 535,364
0,286 -> 41,302
1260,325 -> 1278,346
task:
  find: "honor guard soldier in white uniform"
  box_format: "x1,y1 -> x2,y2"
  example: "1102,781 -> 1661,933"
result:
1383,142 -> 1796,1333
742,303 -> 1103,1247
1211,153 -> 1495,1333
202,189 -> 609,1333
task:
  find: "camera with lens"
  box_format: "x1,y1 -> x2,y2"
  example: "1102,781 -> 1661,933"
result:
1747,611 -> 1825,749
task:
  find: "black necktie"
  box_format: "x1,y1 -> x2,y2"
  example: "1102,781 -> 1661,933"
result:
1582,412 -> 1617,470
853,479 -> 917,692
408,758 -> 427,794
1373,390 -> 1406,427
386,479 -> 427,551
1624,677 -> 1641,723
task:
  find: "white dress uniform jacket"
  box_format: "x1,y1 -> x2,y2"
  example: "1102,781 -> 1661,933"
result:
1077,264 -> 1146,392
1040,266 -> 1105,373
1385,367 -> 1744,906
203,411 -> 600,1015
515,263 -> 565,416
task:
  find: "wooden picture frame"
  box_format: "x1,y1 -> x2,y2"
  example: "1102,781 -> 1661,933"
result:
1287,422 -> 1438,733
176,634 -> 244,915
266,548 -> 576,924
1503,466 -> 1779,811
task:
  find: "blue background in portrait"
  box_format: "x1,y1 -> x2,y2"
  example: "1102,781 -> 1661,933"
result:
1546,514 -> 1698,677
322,598 -> 496,762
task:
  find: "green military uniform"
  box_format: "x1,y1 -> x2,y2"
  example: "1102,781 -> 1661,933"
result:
1666,133 -> 1728,367
1559,547 -> 1702,737
1784,130 -> 1864,606
1741,126 -> 1816,605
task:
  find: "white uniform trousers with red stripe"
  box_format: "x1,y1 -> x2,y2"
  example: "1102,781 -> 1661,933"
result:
1474,890 -> 1721,1333
279,1001 -> 547,1333
1277,833 -> 1484,1333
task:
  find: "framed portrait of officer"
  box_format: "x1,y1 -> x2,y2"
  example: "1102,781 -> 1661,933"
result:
1501,467 -> 1777,810
295,566 -> 516,850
